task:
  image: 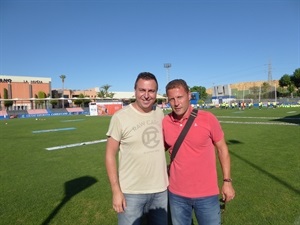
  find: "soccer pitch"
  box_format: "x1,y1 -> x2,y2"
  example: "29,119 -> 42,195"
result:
0,108 -> 299,225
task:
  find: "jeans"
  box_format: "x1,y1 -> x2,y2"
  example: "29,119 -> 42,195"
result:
169,191 -> 221,225
118,190 -> 168,225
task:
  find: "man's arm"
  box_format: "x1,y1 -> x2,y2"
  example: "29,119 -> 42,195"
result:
215,138 -> 235,202
105,136 -> 126,213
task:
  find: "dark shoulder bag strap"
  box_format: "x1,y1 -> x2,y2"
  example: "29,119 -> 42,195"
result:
170,108 -> 198,163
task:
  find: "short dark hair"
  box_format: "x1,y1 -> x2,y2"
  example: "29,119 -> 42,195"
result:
134,72 -> 158,90
166,79 -> 189,94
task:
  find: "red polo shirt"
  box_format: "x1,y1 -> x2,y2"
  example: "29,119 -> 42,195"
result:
163,107 -> 224,198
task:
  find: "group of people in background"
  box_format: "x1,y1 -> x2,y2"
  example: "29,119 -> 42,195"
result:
218,101 -> 253,110
217,101 -> 279,110
105,72 -> 235,225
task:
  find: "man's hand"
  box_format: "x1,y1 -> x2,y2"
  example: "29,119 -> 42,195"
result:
113,190 -> 126,213
221,182 -> 235,203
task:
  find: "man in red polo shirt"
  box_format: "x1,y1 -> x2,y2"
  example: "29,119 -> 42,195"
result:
163,79 -> 235,225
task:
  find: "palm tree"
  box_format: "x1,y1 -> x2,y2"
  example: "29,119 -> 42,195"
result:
97,84 -> 114,98
59,74 -> 66,108
101,84 -> 111,98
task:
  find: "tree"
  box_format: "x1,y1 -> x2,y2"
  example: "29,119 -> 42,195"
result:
276,86 -> 289,97
59,74 -> 66,93
97,84 -> 115,98
291,68 -> 300,89
74,93 -> 84,107
279,74 -> 292,87
97,90 -> 106,98
279,70 -> 299,97
59,74 -> 66,108
50,99 -> 58,108
37,91 -> 46,108
287,84 -> 295,98
190,86 -> 208,101
3,88 -> 13,110
73,93 -> 91,107
83,96 -> 91,107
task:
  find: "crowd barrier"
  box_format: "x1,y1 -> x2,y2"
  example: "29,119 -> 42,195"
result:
0,108 -> 89,120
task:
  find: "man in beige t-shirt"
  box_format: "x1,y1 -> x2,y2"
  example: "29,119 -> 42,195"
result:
105,72 -> 168,225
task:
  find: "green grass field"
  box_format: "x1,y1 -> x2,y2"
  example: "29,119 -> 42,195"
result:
0,107 -> 299,225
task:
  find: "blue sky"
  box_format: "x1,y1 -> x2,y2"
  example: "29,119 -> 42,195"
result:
0,0 -> 299,94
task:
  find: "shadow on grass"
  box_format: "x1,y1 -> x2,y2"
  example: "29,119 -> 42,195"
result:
41,176 -> 98,225
230,151 -> 300,195
271,113 -> 300,125
227,139 -> 299,195
227,139 -> 243,145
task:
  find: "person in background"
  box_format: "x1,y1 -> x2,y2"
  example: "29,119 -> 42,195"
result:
163,79 -> 235,225
105,72 -> 169,225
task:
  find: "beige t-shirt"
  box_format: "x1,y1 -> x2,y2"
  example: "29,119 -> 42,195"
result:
106,104 -> 168,194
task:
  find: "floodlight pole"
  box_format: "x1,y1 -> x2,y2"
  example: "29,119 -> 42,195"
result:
243,86 -> 245,103
164,63 -> 171,84
274,81 -> 277,103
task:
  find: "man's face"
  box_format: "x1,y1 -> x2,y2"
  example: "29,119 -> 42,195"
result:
167,86 -> 191,118
134,79 -> 157,113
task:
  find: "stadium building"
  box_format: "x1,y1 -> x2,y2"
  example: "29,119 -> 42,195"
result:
0,75 -> 166,113
0,75 -> 52,110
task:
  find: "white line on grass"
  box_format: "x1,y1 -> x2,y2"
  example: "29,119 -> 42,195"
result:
61,119 -> 85,122
218,116 -> 300,120
219,121 -> 299,126
33,127 -> 76,133
46,139 -> 107,151
287,111 -> 297,114
46,117 -> 299,151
